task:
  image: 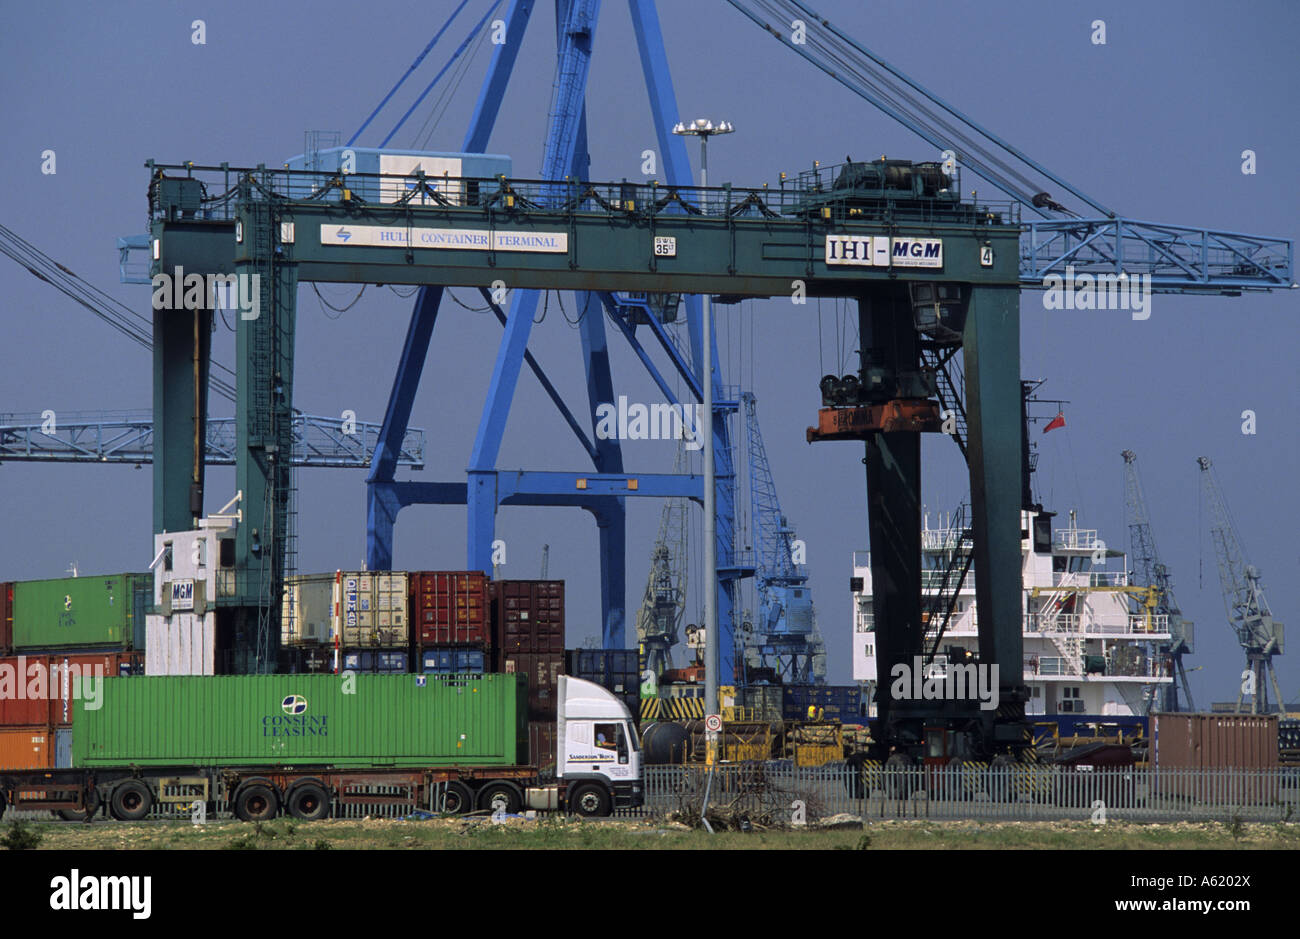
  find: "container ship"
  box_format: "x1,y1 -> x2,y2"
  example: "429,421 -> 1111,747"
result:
851,505 -> 1181,730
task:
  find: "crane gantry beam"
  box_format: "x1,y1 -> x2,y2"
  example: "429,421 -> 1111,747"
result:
0,411 -> 425,469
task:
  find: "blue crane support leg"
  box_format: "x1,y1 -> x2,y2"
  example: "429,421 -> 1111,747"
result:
571,102 -> 628,649
367,285 -> 443,571
629,0 -> 739,680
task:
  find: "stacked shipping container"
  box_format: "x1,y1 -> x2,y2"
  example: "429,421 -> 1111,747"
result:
566,649 -> 638,720
492,580 -> 566,772
412,571 -> 490,677
281,572 -> 411,673
0,574 -> 148,769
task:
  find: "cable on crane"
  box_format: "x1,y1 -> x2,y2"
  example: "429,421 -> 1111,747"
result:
380,1 -> 502,148
348,0 -> 474,146
0,223 -> 239,403
411,11 -> 492,151
445,288 -> 492,313
730,0 -> 1110,217
311,283 -> 367,317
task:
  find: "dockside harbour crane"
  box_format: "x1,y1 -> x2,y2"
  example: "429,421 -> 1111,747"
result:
741,391 -> 826,684
1122,450 -> 1196,712
1197,457 -> 1285,714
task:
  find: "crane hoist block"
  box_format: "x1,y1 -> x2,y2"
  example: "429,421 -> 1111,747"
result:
806,399 -> 943,442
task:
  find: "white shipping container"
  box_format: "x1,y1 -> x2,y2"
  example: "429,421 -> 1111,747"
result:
145,612 -> 215,675
338,571 -> 408,646
282,574 -> 336,645
284,572 -> 409,647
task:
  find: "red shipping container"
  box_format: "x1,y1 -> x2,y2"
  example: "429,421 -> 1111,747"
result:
411,571 -> 490,646
0,652 -> 142,728
501,651 -> 564,719
492,580 -> 565,654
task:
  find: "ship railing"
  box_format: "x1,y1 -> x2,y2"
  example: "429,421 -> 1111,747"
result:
921,528 -> 969,550
1053,528 -> 1102,549
1026,613 -> 1171,636
1025,655 -> 1080,677
1050,571 -> 1128,588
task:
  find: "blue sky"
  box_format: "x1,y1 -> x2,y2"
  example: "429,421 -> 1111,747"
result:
1,0 -> 1296,702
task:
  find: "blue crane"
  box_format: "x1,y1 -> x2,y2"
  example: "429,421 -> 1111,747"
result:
741,391 -> 825,684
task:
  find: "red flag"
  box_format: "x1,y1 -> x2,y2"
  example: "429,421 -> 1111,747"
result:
1043,411 -> 1066,433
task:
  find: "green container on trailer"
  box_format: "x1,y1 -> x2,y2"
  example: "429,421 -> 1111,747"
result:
73,673 -> 528,768
12,574 -> 149,651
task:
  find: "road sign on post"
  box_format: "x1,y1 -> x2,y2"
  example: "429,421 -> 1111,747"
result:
705,713 -> 722,733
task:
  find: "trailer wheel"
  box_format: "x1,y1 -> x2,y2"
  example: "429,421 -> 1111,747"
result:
234,784 -> 280,822
57,786 -> 102,822
476,780 -> 522,815
286,783 -> 331,821
439,781 -> 473,815
110,780 -> 153,821
570,783 -> 611,818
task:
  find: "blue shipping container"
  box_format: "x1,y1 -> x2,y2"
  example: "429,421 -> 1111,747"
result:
422,647 -> 485,675
783,684 -> 864,722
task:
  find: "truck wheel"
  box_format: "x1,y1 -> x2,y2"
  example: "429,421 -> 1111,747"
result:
286,783 -> 331,821
477,780 -> 522,815
110,780 -> 153,821
234,784 -> 280,822
439,781 -> 473,815
570,783 -> 611,818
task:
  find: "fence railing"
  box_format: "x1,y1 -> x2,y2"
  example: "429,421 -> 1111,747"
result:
616,762 -> 1300,823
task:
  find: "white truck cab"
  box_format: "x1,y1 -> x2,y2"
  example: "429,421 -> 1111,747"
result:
526,675 -> 643,815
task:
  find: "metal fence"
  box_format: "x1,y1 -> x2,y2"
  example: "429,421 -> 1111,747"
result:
618,762 -> 1300,824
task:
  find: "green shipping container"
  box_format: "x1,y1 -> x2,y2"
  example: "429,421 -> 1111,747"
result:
73,674 -> 529,768
12,574 -> 149,651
